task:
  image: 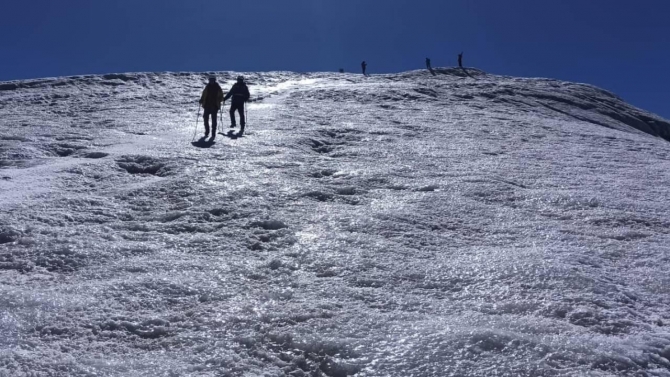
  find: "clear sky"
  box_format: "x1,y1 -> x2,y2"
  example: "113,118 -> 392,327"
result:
1,0 -> 668,118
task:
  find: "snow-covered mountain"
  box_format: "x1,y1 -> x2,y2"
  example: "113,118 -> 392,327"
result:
1,68 -> 670,376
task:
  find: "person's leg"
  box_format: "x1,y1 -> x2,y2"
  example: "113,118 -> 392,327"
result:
211,109 -> 218,138
203,109 -> 211,136
239,103 -> 246,128
229,104 -> 237,127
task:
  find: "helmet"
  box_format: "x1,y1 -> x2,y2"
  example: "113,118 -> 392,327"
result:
237,76 -> 244,83
208,75 -> 216,82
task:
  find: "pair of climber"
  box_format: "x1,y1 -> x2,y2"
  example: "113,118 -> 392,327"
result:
199,76 -> 250,141
425,53 -> 463,71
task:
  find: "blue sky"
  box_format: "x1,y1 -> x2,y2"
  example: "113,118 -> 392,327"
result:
1,0 -> 668,118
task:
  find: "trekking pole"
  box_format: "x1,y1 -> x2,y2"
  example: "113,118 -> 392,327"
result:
192,105 -> 200,142
220,101 -> 224,133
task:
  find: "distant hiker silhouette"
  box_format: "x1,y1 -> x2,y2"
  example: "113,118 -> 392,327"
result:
224,76 -> 251,134
457,52 -> 473,78
361,61 -> 367,75
199,76 -> 223,141
426,58 -> 435,75
339,68 -> 344,73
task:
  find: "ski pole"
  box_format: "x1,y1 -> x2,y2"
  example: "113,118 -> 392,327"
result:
192,105 -> 200,142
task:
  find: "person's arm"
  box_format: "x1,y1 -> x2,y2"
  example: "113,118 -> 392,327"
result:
224,88 -> 232,101
244,86 -> 250,101
199,88 -> 208,105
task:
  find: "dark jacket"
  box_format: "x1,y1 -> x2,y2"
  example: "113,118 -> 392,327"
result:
224,82 -> 250,105
200,82 -> 224,110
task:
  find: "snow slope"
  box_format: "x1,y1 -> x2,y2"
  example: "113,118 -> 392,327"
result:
1,68 -> 670,376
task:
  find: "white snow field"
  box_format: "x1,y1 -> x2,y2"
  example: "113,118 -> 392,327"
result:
1,68 -> 670,377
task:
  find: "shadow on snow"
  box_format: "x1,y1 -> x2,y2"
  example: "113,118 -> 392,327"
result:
191,137 -> 215,148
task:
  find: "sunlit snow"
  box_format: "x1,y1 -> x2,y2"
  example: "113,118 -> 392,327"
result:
1,68 -> 670,376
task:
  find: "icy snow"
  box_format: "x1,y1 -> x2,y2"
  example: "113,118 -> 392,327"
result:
1,68 -> 670,376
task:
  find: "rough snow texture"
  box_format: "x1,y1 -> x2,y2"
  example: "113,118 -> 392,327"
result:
1,68 -> 670,376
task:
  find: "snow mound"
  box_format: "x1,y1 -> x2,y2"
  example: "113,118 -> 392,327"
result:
116,155 -> 175,176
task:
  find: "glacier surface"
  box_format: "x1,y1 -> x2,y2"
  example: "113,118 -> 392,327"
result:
1,68 -> 670,376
